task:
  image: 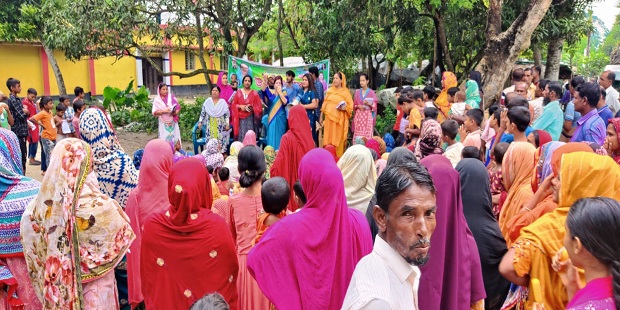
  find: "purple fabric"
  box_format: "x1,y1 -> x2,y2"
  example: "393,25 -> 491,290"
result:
217,72 -> 234,103
566,277 -> 615,310
570,108 -> 606,145
419,155 -> 487,310
248,148 -> 373,310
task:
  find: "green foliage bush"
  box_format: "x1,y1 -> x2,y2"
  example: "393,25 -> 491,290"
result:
375,105 -> 396,136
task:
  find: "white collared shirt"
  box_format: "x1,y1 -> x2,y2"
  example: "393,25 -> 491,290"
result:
605,85 -> 620,115
444,142 -> 464,167
342,236 -> 420,310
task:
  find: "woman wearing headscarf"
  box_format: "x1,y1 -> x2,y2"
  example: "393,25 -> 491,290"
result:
202,138 -> 225,170
21,139 -> 135,309
435,71 -> 458,122
242,130 -> 257,146
337,145 -> 377,214
248,149 -> 372,309
321,72 -> 353,157
223,142 -> 243,184
270,105 -> 315,211
325,145 -> 339,162
455,158 -> 510,310
152,83 -> 181,145
198,86 -> 231,154
505,142 -> 584,245
414,119 -> 444,161
500,152 -> 620,310
125,139 -> 173,308
419,155 -> 486,310
0,129 -> 42,309
466,71 -> 483,109
371,136 -> 386,155
132,149 -> 144,170
79,108 -> 139,208
497,142 -> 536,243
604,117 -> 620,164
140,158 -> 239,309
263,146 -> 276,179
217,72 -> 235,104
527,129 -> 552,149
79,108 -> 138,308
365,139 -> 381,156
231,75 -> 262,143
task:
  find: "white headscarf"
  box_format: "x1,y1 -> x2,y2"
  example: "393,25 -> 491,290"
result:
337,145 -> 377,213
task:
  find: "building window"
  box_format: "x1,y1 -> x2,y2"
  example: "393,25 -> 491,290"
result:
185,51 -> 196,71
220,54 -> 228,71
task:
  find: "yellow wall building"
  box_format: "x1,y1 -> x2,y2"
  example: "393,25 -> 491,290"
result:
0,42 -> 223,97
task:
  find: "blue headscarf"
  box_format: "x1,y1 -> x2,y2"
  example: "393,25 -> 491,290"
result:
383,133 -> 395,153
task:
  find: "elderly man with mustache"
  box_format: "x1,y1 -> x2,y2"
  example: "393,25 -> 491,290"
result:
342,161 -> 437,310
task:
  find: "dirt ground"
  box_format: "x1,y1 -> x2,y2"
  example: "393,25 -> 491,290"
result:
23,129 -> 192,182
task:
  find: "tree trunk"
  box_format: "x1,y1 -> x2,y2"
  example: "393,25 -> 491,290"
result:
544,38 -> 564,80
276,0 -> 284,66
477,0 -> 554,107
532,43 -> 542,67
431,7 -> 454,72
194,11 -> 214,89
386,59 -> 394,88
43,43 -> 66,95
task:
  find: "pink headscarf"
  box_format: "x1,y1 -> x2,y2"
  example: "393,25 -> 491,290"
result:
217,72 -> 234,103
125,139 -> 173,307
365,139 -> 381,156
242,130 -> 257,146
419,155 -> 486,309
248,149 -> 372,309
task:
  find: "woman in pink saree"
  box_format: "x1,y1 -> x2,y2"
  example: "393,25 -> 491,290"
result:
152,83 -> 181,145
247,148 -> 373,309
125,139 -> 173,308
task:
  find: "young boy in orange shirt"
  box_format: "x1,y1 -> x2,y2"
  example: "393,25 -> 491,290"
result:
29,97 -> 63,168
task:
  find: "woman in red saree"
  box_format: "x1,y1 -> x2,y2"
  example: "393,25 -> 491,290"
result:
231,75 -> 262,142
140,158 -> 238,309
125,139 -> 173,308
270,105 -> 315,211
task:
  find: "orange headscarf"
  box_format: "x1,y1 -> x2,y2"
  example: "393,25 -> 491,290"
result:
321,72 -> 353,156
498,142 -> 536,242
513,152 -> 620,310
435,72 -> 458,122
551,142 -> 593,176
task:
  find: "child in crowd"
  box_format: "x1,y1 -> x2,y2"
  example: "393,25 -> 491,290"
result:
423,107 -> 438,121
461,146 -> 482,161
441,120 -> 464,167
489,142 -> 509,219
23,88 -> 40,165
460,108 -> 484,149
54,104 -> 67,141
505,106 -> 531,143
450,91 -> 468,117
254,176 -> 290,245
217,167 -> 233,196
73,86 -> 85,105
293,180 -> 306,211
29,97 -> 59,169
405,89 -> 425,145
0,102 -> 13,129
72,99 -> 86,139
484,107 -> 503,165
59,96 -> 75,137
422,85 -> 436,108
395,90 -> 414,146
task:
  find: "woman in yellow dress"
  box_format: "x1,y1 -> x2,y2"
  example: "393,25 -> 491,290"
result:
321,72 -> 353,157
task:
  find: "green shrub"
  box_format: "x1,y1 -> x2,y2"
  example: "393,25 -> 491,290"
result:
177,97 -> 204,141
375,104 -> 396,135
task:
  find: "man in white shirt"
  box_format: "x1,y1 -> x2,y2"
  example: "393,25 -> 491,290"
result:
342,162 -> 437,310
599,70 -> 620,115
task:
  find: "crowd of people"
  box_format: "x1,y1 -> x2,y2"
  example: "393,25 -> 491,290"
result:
0,64 -> 620,310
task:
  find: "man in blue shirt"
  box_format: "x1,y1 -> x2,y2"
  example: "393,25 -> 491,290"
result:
597,86 -> 614,126
571,82 -> 606,145
284,70 -> 301,104
532,81 -> 564,141
309,66 -> 324,121
562,76 -> 584,140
